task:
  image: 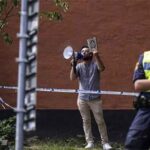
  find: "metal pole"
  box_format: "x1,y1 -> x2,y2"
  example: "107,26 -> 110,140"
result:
15,1 -> 28,150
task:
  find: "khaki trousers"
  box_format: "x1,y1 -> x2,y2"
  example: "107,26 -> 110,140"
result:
77,98 -> 109,144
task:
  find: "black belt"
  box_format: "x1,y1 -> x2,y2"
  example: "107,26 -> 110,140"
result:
133,95 -> 150,109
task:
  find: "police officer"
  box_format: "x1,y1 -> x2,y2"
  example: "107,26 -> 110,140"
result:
125,51 -> 150,150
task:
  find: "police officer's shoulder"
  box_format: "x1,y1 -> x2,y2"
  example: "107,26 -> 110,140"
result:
144,50 -> 150,55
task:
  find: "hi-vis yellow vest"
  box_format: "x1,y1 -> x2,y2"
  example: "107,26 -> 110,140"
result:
143,51 -> 150,79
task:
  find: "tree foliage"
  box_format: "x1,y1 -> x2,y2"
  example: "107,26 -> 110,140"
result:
41,0 -> 69,21
0,0 -> 69,44
0,0 -> 20,44
0,116 -> 16,149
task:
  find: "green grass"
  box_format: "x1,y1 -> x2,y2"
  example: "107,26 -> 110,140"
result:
24,136 -> 124,150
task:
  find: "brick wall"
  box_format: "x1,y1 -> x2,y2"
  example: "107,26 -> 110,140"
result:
1,0 -> 150,109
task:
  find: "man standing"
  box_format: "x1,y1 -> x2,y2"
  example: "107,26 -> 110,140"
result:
125,51 -> 150,150
70,45 -> 112,150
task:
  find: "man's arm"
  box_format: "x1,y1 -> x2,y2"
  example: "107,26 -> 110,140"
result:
134,79 -> 150,92
92,48 -> 105,71
70,59 -> 77,80
133,54 -> 147,92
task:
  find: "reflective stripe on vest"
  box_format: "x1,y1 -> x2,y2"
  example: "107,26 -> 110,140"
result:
143,51 -> 150,79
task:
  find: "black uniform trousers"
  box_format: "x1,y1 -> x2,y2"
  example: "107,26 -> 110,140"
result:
125,108 -> 150,150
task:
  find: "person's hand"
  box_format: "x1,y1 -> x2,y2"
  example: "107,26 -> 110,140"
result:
92,48 -> 99,56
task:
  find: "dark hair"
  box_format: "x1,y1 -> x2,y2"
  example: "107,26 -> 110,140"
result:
80,45 -> 89,51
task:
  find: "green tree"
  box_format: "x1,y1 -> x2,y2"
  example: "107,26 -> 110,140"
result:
0,0 -> 68,44
0,0 -> 20,44
41,0 -> 69,21
0,116 -> 16,149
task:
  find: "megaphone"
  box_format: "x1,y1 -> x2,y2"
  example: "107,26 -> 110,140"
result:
63,46 -> 83,60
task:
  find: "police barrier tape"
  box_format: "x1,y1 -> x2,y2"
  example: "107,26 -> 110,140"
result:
0,85 -> 139,96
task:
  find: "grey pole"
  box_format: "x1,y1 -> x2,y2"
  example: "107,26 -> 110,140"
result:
15,1 -> 28,150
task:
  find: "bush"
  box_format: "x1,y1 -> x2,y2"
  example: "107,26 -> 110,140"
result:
0,116 -> 16,149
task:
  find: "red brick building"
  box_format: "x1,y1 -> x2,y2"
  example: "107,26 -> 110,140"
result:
1,0 -> 150,110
